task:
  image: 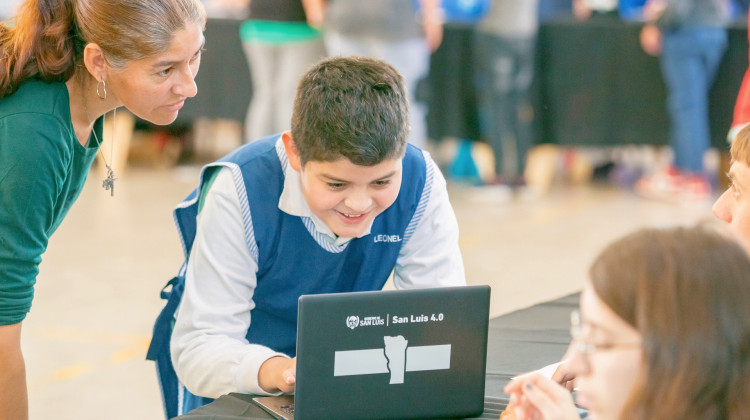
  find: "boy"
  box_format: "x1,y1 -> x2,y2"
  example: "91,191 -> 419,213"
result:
147,56 -> 465,417
713,124 -> 750,250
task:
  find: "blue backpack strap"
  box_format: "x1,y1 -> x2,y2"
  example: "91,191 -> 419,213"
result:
147,168 -> 226,418
146,267 -> 186,419
146,267 -> 216,418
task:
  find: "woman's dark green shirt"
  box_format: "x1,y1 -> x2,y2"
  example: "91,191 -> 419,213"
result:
0,79 -> 101,325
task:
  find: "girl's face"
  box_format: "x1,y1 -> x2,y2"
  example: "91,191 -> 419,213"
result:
567,285 -> 643,420
106,22 -> 204,125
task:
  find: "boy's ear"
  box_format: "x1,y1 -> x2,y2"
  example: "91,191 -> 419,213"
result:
83,43 -> 109,82
282,131 -> 302,172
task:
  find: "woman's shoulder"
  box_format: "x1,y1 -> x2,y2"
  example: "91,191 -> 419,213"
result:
0,80 -> 75,155
0,79 -> 69,121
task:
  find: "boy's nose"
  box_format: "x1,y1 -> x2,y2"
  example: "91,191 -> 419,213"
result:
344,191 -> 372,213
712,191 -> 732,223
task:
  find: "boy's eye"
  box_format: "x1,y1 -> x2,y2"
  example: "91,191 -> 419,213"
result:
327,183 -> 345,189
727,176 -> 740,198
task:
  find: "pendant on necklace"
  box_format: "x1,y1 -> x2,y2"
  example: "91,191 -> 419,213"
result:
102,167 -> 117,197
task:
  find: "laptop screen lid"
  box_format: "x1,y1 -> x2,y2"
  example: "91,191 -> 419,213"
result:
293,285 -> 491,420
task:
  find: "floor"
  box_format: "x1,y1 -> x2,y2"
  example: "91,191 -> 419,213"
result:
22,152 -> 717,419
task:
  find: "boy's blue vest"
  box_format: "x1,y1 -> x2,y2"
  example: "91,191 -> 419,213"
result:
146,135 -> 430,418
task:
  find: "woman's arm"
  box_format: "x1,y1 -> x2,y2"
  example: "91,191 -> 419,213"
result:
0,322 -> 27,420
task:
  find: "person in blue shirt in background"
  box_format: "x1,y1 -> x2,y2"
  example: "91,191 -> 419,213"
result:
147,55 -> 466,417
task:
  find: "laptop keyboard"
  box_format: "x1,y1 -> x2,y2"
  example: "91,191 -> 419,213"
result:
280,403 -> 295,416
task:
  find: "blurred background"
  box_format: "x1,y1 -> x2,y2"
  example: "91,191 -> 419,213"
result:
3,0 -> 747,418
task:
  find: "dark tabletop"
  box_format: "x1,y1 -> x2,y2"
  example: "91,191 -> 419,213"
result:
176,292 -> 579,420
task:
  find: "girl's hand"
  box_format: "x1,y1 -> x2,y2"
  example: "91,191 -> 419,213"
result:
504,374 -> 580,420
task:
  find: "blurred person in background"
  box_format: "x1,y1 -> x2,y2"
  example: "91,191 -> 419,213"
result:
573,0 -> 620,20
635,0 -> 729,201
474,0 -> 539,190
538,0 -> 573,22
240,0 -> 326,143
322,0 -> 443,149
728,5 -> 750,143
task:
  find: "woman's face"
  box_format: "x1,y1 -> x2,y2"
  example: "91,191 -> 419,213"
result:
106,21 -> 204,125
568,285 -> 642,420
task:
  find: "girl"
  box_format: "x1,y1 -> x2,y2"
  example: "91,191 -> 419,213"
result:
504,226 -> 750,420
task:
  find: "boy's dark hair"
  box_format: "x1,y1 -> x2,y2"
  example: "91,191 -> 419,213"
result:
291,55 -> 409,167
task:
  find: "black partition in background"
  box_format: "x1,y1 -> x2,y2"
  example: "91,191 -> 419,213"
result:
170,18 -> 749,151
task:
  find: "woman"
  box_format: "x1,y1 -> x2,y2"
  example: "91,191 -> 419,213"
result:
0,0 -> 205,417
504,226 -> 750,420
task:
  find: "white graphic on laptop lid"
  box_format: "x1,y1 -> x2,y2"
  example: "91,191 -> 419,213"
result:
333,335 -> 451,384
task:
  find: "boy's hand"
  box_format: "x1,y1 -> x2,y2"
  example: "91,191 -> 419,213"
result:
258,356 -> 297,394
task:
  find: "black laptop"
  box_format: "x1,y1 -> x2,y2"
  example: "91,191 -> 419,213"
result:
253,285 -> 491,420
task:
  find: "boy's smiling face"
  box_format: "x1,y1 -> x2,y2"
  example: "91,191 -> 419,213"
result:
283,133 -> 403,238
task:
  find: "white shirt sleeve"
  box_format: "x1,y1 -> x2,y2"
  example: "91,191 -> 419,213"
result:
170,167 -> 288,398
393,152 -> 466,289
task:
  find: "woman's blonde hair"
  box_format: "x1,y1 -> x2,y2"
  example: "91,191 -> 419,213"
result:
0,0 -> 206,98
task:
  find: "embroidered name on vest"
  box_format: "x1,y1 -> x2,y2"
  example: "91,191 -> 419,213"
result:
374,234 -> 402,243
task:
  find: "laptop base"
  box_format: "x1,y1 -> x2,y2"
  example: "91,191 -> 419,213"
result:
253,396 -> 296,420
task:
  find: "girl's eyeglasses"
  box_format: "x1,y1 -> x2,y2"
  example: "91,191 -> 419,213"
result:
569,310 -> 641,355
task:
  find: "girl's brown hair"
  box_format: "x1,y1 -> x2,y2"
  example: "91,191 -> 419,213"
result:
589,226 -> 750,420
0,0 -> 205,98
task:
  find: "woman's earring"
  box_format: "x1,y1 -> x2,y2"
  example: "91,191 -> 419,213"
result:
96,80 -> 107,100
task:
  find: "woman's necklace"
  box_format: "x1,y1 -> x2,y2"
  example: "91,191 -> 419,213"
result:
81,83 -> 117,197
91,109 -> 118,197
